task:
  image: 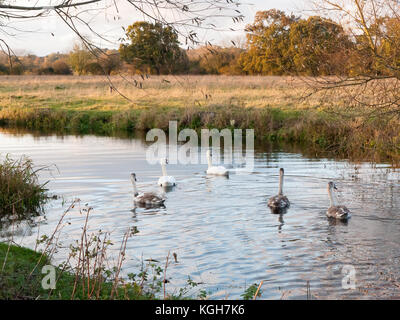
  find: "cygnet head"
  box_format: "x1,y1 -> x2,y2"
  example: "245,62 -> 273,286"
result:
328,181 -> 338,190
160,158 -> 169,165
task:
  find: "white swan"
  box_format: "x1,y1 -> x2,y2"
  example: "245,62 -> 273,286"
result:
157,158 -> 176,187
268,168 -> 290,213
326,181 -> 351,220
131,173 -> 165,207
206,150 -> 229,176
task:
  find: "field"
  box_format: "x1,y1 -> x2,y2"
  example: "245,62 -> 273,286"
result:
0,75 -> 316,110
0,75 -> 399,163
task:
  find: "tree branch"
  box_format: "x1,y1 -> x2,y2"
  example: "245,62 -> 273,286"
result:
0,0 -> 101,11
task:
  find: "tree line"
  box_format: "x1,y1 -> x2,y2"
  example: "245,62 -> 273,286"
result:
0,42 -> 244,76
1,9 -> 399,77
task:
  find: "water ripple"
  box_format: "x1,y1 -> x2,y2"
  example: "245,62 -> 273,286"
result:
1,132 -> 400,299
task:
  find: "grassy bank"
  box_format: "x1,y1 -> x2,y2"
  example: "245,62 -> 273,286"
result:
0,242 -> 158,300
0,241 -> 263,300
1,75 -> 400,163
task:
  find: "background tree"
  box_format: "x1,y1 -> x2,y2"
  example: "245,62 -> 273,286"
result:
239,10 -> 299,75
98,50 -> 121,75
310,0 -> 400,113
188,46 -> 244,75
68,43 -> 92,75
240,10 -> 353,76
288,16 -> 353,76
119,21 -> 184,75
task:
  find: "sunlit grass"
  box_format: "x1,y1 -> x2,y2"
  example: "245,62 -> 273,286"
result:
0,75 -> 323,112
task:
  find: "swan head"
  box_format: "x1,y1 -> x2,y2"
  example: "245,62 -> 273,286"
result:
280,168 -> 284,175
160,158 -> 169,165
130,173 -> 137,182
206,149 -> 212,158
328,181 -> 338,191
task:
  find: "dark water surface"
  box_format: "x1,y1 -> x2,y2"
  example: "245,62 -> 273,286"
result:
1,130 -> 399,299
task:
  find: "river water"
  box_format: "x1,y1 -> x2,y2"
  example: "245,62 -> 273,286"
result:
1,129 -> 399,299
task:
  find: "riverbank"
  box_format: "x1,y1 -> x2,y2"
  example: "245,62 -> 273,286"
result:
1,75 -> 399,163
0,241 -> 158,299
1,240 -> 257,300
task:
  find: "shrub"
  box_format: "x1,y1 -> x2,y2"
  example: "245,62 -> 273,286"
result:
37,67 -> 55,75
85,62 -> 103,75
52,60 -> 72,75
0,155 -> 48,219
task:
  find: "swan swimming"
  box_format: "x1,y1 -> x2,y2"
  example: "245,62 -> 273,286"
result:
157,158 -> 176,187
326,181 -> 351,220
268,168 -> 290,213
131,173 -> 166,207
206,150 -> 229,176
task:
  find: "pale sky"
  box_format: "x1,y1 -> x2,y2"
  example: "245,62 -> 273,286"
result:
2,0 -> 307,56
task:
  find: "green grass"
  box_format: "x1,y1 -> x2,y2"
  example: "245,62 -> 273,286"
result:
0,242 -> 159,300
0,242 -> 49,299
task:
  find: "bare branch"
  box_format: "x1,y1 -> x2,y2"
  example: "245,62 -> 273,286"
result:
0,1 -> 102,11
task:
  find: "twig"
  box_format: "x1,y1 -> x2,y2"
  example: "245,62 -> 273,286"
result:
163,251 -> 170,300
253,280 -> 264,300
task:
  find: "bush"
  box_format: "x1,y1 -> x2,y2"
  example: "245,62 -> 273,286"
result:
85,62 -> 104,75
52,60 -> 72,75
0,63 -> 9,75
9,64 -> 24,75
0,156 -> 48,219
37,67 -> 54,75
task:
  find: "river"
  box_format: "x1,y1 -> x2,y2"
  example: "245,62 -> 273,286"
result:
1,129 -> 399,299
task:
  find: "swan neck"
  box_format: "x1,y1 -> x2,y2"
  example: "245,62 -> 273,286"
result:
207,152 -> 212,168
328,186 -> 336,206
278,171 -> 283,195
161,163 -> 167,176
131,177 -> 138,196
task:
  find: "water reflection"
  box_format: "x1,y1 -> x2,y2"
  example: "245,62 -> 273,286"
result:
0,130 -> 400,299
277,214 -> 285,232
